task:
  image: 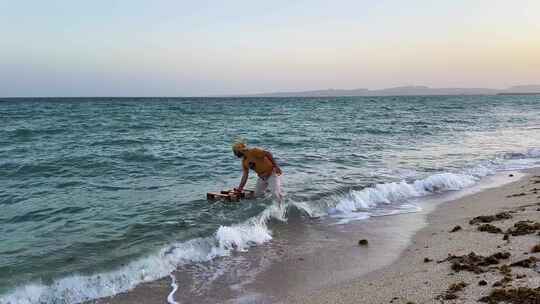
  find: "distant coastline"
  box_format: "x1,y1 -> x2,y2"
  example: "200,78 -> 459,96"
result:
238,85 -> 540,98
2,85 -> 540,99
497,92 -> 540,95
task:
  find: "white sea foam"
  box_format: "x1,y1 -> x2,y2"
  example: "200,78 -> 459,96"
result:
330,172 -> 479,223
167,274 -> 179,304
463,163 -> 496,178
0,206 -> 286,304
415,172 -> 477,192
216,222 -> 272,252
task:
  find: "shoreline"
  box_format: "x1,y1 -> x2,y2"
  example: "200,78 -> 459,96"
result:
86,169 -> 539,304
288,168 -> 540,304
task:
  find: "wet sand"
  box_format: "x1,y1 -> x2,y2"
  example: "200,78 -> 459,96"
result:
288,168 -> 540,304
89,169 -> 540,304
90,206 -> 426,304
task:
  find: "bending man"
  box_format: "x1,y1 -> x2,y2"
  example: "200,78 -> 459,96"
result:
232,142 -> 283,204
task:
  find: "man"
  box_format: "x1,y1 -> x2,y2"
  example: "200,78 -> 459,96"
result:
232,141 -> 283,204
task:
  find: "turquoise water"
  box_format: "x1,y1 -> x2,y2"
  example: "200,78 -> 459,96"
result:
1,96 -> 540,303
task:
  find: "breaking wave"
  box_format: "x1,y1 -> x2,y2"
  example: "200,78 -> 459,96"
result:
332,172 -> 477,214
328,148 -> 540,223
2,148 -> 540,304
0,206 -> 285,304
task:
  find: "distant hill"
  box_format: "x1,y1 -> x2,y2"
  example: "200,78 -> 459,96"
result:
242,85 -> 540,97
498,85 -> 540,95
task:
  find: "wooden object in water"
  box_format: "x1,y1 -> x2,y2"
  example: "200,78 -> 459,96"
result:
206,189 -> 255,202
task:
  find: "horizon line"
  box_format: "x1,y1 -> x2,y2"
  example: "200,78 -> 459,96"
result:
2,84 -> 540,99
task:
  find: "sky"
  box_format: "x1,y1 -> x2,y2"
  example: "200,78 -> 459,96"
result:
1,0 -> 539,97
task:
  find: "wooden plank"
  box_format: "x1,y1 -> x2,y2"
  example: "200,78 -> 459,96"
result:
207,192 -> 229,201
207,189 -> 255,202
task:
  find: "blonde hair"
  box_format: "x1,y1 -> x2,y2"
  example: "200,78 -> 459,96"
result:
232,138 -> 247,154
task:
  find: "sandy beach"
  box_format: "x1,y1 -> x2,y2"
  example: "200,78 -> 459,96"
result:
288,168 -> 540,304
87,168 -> 540,304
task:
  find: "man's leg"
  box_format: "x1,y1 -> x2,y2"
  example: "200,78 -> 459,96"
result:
269,174 -> 284,204
255,177 -> 268,197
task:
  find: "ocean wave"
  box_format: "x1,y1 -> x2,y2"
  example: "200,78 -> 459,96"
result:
328,147 -> 540,223
0,205 -> 285,304
327,164 -> 496,224
1,163 -> 64,179
2,148 -> 540,304
116,151 -> 160,163
89,139 -> 145,147
4,127 -> 65,139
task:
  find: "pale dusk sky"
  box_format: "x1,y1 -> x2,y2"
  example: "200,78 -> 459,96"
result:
1,0 -> 539,97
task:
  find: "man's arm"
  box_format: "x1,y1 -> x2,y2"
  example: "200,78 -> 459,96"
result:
264,151 -> 282,175
236,167 -> 249,191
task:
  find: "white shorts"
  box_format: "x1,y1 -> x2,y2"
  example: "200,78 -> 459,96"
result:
255,173 -> 284,202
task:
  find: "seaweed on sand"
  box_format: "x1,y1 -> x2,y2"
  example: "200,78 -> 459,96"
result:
478,224 -> 504,234
510,257 -> 537,268
479,287 -> 540,304
470,212 -> 512,225
442,251 -> 511,274
507,193 -> 527,198
507,221 -> 540,236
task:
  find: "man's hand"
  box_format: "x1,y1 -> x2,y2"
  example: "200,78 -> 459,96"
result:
274,166 -> 282,176
234,187 -> 244,193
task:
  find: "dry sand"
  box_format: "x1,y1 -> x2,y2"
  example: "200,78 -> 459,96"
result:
288,169 -> 540,304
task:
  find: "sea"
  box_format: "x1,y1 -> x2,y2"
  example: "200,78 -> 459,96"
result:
1,95 -> 540,303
